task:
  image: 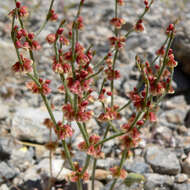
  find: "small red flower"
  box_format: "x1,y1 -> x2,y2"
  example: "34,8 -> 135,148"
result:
46,33 -> 56,44
134,19 -> 144,32
110,166 -> 127,179
117,0 -> 124,6
56,122 -> 74,140
12,55 -> 33,73
110,17 -> 125,29
49,9 -> 58,21
69,162 -> 89,182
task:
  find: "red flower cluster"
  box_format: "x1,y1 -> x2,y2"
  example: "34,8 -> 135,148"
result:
9,1 -> 29,18
110,17 -> 125,29
78,134 -> 104,158
12,54 -> 33,73
109,36 -> 126,49
48,9 -> 58,21
98,105 -> 121,122
69,162 -> 89,182
26,78 -> 51,95
110,166 -> 127,179
120,127 -> 141,149
117,0 -> 124,6
13,27 -> 41,50
134,19 -> 144,32
167,49 -> 178,68
55,121 -> 74,140
62,102 -> 93,122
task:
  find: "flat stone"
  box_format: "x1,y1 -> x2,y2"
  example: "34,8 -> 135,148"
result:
11,107 -> 62,143
87,180 -> 104,190
0,162 -> 17,183
145,146 -> 181,175
36,158 -> 71,180
173,183 -> 190,190
124,158 -> 152,174
181,154 -> 190,175
95,169 -> 110,180
175,173 -> 188,183
144,173 -> 174,190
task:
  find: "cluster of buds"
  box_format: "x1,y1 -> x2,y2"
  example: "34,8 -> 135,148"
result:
78,134 -> 104,158
69,162 -> 89,182
55,122 -> 74,140
9,1 -> 29,18
48,9 -> 58,21
62,102 -> 93,122
117,0 -> 125,6
12,54 -> 33,73
109,36 -> 126,49
110,17 -> 125,29
134,19 -> 144,32
26,78 -> 51,95
13,26 -> 41,50
98,105 -> 121,122
110,166 -> 127,179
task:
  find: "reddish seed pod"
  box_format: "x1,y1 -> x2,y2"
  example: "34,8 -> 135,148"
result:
137,120 -> 144,126
28,33 -> 35,40
57,28 -> 64,35
107,91 -> 112,96
16,1 -> 21,8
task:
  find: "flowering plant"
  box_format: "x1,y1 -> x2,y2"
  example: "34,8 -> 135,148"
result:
9,0 -> 177,189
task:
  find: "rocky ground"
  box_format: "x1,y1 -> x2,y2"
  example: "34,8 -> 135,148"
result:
1,0 -> 190,190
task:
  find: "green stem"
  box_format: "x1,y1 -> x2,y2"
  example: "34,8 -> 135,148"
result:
91,158 -> 97,190
77,122 -> 89,146
156,33 -> 174,82
62,140 -> 75,170
117,100 -> 132,112
36,0 -> 55,36
111,49 -> 119,107
110,179 -> 117,190
95,131 -> 124,147
81,155 -> 91,175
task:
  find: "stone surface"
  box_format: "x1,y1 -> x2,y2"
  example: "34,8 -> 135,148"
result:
36,158 -> 71,180
95,169 -> 110,180
124,158 -> 152,174
173,183 -> 190,190
181,154 -> 190,175
87,180 -> 104,190
175,173 -> 188,183
145,146 -> 181,175
184,110 -> 190,128
144,173 -> 174,190
11,107 -> 62,143
0,162 -> 17,183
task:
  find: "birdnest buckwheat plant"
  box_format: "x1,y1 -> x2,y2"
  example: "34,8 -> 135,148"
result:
9,0 -> 178,189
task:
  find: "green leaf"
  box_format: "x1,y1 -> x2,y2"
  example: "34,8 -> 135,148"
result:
124,173 -> 145,187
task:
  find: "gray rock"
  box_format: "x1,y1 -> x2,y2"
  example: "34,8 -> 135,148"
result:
144,173 -> 174,190
181,153 -> 190,175
185,110 -> 190,128
11,107 -> 62,143
36,158 -> 71,180
9,146 -> 35,171
87,180 -> 104,190
124,158 -> 152,174
96,158 -> 119,169
173,183 -> 190,190
0,184 -> 9,190
0,137 -> 22,161
0,162 -> 17,183
103,180 -> 144,190
175,173 -> 188,183
145,146 -> 181,175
